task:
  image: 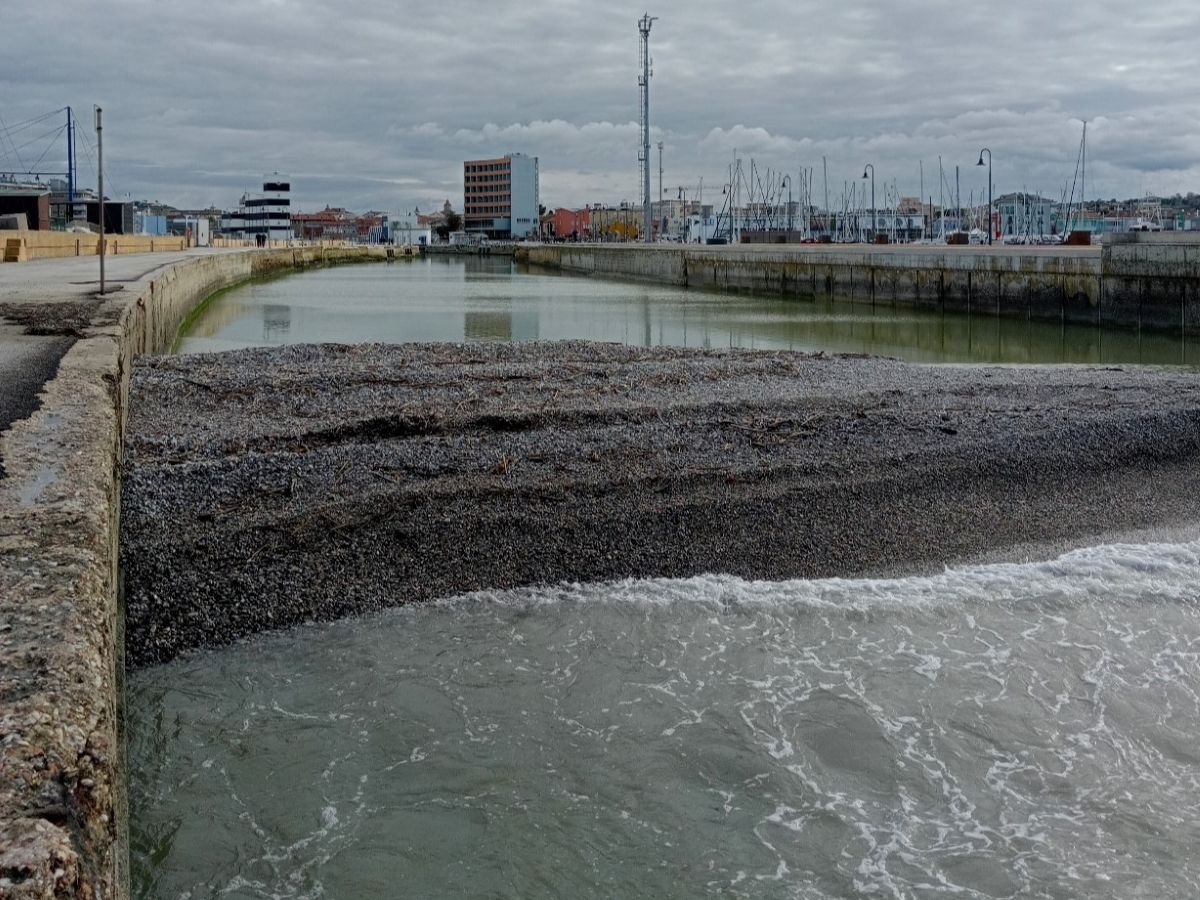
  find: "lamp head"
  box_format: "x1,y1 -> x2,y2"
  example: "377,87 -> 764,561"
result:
977,154 -> 985,167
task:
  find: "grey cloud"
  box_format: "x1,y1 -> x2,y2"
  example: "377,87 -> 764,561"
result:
3,0 -> 1198,212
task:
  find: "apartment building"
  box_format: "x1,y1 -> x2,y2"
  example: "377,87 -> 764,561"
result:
463,153 -> 539,239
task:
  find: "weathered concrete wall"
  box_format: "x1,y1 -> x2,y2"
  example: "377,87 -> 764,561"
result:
520,241 -> 1200,333
0,246 -> 388,899
1101,235 -> 1200,332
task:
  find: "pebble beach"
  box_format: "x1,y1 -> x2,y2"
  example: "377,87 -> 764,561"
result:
120,341 -> 1200,666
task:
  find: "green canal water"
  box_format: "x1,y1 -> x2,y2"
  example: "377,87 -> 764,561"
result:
175,255 -> 1198,365
129,257 -> 1200,898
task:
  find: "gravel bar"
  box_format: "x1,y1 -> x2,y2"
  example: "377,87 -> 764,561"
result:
121,341 -> 1200,667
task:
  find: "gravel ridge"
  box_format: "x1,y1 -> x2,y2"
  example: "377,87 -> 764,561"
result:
120,341 -> 1200,666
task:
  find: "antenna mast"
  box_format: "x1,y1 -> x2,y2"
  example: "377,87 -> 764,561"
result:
638,12 -> 656,244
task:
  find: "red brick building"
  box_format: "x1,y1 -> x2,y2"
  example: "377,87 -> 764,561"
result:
291,207 -> 355,240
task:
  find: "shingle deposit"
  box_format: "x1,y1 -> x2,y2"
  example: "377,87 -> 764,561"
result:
121,341 -> 1200,667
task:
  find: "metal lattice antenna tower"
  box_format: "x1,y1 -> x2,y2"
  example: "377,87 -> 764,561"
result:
638,13 -> 656,243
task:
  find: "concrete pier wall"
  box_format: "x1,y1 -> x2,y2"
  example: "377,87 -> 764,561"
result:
1101,235 -> 1200,333
0,246 -> 389,899
519,239 -> 1200,333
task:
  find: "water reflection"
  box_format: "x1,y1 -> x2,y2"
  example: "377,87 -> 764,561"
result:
463,311 -> 539,342
261,304 -> 291,343
175,256 -> 1196,366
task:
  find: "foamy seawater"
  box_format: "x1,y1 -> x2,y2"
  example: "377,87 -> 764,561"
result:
129,538 -> 1200,899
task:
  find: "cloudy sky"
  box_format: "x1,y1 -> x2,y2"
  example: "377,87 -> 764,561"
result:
3,0 -> 1198,214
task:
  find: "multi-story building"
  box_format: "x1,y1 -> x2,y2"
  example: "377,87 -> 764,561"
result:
220,174 -> 291,242
291,207 -> 356,241
390,212 -> 432,246
543,207 -> 591,241
995,193 -> 1057,238
356,211 -> 389,242
589,203 -> 642,241
463,153 -> 539,239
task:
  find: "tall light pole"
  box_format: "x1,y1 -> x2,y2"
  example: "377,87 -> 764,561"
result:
638,13 -> 657,244
95,106 -> 105,295
862,164 -> 874,243
977,148 -> 993,245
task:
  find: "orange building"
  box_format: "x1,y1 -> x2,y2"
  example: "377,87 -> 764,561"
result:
547,207 -> 591,241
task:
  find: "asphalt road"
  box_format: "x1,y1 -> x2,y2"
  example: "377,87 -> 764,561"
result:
0,332 -> 74,473
0,248 -> 238,475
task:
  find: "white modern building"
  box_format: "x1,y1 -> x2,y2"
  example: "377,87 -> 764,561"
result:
220,174 -> 291,242
684,207 -> 721,243
390,213 -> 432,246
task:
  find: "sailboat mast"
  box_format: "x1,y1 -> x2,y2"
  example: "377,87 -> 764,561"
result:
938,157 -> 944,239
822,157 -> 829,237
66,106 -> 75,207
1081,120 -> 1087,226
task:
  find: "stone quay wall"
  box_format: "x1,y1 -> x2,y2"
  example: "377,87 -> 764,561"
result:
518,236 -> 1200,333
0,246 -> 389,899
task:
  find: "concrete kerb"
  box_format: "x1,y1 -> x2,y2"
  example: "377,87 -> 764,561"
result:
0,245 -> 388,900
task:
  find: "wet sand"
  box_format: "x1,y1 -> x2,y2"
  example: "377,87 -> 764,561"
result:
120,342 -> 1200,666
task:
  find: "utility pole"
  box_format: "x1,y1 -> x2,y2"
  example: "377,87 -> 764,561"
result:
638,13 -> 656,244
95,106 -> 105,295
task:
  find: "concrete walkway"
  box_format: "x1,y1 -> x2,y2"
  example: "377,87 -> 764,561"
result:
0,249 -> 237,474
0,245 -> 388,899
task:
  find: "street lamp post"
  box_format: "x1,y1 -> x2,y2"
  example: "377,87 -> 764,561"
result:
977,148 -> 992,245
862,164 -> 875,243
